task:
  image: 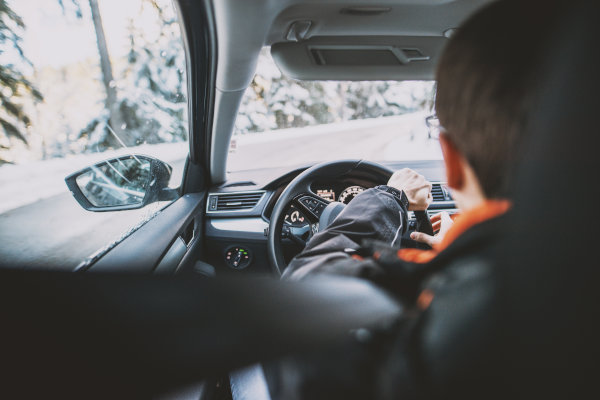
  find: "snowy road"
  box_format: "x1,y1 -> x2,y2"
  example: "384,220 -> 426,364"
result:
228,112 -> 441,171
0,114 -> 441,270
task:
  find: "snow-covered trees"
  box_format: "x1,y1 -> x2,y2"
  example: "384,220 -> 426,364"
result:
234,48 -> 435,135
1,0 -> 435,165
0,0 -> 42,164
80,0 -> 187,151
1,0 -> 187,163
122,1 -> 187,143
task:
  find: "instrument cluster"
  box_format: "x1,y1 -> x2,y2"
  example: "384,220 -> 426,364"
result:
283,181 -> 375,227
285,179 -> 375,227
314,185 -> 367,205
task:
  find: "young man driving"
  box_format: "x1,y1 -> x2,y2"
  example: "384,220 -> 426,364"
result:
283,0 -> 552,281
277,1 -> 562,398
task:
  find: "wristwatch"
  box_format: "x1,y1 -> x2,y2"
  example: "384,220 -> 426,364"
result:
375,185 -> 409,210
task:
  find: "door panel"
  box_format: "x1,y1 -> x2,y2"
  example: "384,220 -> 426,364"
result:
87,192 -> 205,273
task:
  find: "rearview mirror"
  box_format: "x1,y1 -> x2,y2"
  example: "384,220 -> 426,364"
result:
65,155 -> 177,212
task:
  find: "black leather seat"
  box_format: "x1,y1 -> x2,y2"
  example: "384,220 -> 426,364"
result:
494,1 -> 600,395
390,3 -> 600,397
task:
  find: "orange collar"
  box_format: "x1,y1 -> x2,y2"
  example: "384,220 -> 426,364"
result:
433,199 -> 511,252
397,200 -> 512,264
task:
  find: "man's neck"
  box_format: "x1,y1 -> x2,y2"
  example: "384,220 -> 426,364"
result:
455,193 -> 486,212
452,180 -> 487,212
451,165 -> 487,212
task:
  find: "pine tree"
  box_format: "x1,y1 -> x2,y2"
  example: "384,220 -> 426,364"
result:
80,0 -> 187,150
119,0 -> 187,144
0,0 -> 43,164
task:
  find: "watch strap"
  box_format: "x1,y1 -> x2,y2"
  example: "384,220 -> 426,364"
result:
375,185 -> 409,210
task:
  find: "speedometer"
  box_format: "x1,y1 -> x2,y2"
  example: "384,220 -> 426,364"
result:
338,186 -> 365,204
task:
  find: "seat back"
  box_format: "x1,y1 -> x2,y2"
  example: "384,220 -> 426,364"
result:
498,0 -> 600,394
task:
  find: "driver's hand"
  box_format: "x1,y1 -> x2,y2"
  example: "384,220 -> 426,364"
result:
387,168 -> 432,211
411,212 -> 454,247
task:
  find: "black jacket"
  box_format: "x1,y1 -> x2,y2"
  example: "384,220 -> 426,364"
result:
283,188 -> 409,281
278,187 -> 508,399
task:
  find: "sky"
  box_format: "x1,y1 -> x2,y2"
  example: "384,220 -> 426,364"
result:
9,0 -> 160,68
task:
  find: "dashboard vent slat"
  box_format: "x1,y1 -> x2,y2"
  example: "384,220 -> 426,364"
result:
431,183 -> 451,202
208,191 -> 265,212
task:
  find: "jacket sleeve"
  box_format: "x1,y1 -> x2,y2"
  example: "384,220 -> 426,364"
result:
282,188 -> 408,280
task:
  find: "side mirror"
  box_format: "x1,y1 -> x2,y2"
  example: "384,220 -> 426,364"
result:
65,154 -> 178,212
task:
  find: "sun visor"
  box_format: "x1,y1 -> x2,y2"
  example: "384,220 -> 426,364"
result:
271,36 -> 448,81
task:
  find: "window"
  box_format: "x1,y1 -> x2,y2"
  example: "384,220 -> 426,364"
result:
228,48 -> 440,172
0,0 -> 188,269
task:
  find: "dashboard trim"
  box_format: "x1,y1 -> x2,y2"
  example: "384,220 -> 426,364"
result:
206,217 -> 269,241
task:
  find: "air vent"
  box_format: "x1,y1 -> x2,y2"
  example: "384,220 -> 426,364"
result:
207,191 -> 265,212
431,183 -> 452,202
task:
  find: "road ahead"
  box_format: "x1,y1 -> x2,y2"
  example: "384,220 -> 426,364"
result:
228,112 -> 440,171
0,115 -> 441,269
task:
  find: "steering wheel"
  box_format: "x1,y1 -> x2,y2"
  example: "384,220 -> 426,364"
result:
267,160 -> 398,275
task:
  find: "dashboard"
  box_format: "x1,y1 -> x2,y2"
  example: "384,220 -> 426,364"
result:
203,160 -> 456,274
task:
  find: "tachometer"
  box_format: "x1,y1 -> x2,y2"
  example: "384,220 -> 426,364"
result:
338,186 -> 365,204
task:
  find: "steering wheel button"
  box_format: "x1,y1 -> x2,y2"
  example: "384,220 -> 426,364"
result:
314,203 -> 326,216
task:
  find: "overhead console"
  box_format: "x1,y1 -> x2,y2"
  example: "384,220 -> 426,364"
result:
271,35 -> 448,81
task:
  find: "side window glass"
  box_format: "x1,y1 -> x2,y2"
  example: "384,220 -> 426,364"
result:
0,0 -> 188,269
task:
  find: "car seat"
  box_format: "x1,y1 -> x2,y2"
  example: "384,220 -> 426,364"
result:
489,1 -> 599,396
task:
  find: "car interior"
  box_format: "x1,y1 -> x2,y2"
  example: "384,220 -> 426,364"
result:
78,0 -> 483,277
1,0 -> 597,398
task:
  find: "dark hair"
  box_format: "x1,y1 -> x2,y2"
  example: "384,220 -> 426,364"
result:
435,0 -> 560,198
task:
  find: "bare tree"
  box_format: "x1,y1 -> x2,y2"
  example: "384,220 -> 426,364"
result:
87,0 -> 131,146
59,0 -> 134,147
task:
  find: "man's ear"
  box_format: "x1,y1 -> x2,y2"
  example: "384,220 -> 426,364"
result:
439,133 -> 465,190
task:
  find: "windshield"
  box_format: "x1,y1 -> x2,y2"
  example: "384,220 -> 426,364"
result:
227,48 -> 440,172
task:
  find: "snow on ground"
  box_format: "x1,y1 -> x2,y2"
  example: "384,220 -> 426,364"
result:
233,113 -> 427,146
228,112 -> 442,171
382,114 -> 443,161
